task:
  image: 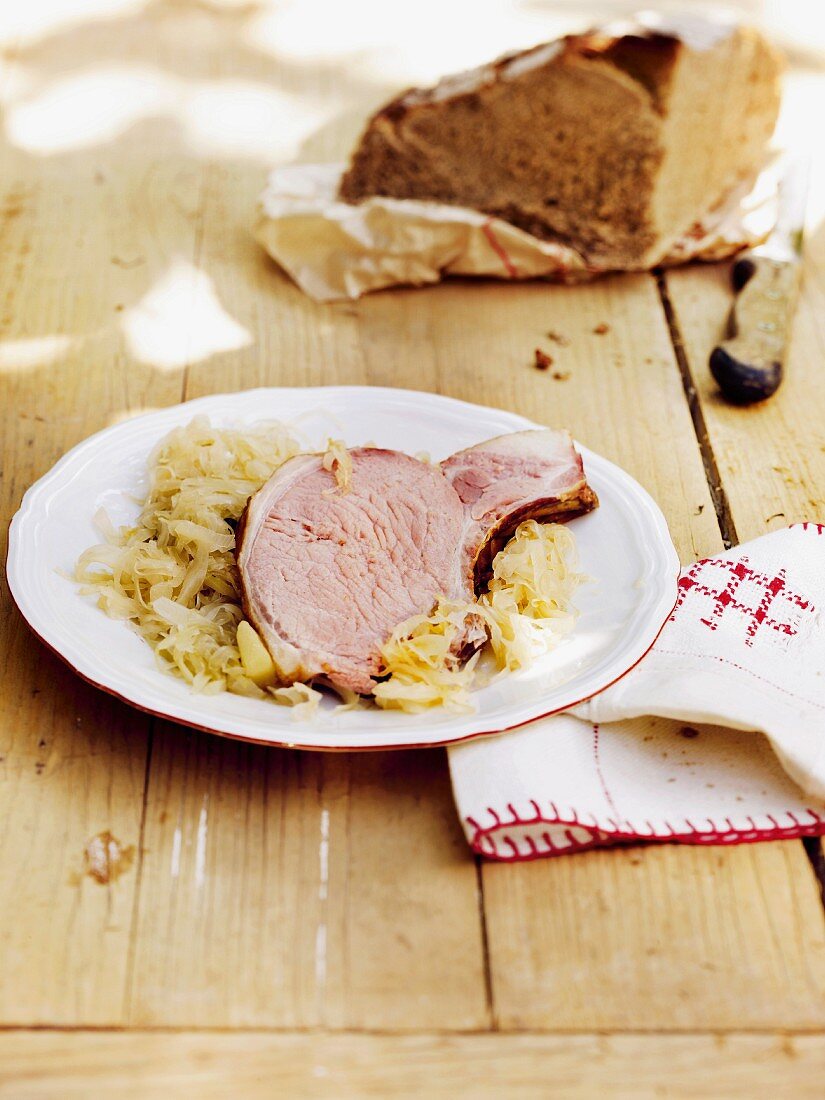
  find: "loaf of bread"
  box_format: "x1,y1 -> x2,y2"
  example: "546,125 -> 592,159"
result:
339,15 -> 782,270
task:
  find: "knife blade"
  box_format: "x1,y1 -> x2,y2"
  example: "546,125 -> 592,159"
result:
709,153 -> 809,405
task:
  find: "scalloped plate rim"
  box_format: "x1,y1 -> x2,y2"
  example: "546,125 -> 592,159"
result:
7,386 -> 680,751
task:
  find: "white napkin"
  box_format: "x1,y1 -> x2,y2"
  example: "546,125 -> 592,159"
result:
255,163 -> 779,302
448,524 -> 825,859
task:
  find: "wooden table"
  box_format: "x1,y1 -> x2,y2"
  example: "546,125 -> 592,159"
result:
1,3 -> 824,1096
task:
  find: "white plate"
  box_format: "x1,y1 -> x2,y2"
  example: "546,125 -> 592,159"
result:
7,387 -> 679,751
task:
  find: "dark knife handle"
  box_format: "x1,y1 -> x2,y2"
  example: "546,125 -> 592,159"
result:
709,255 -> 801,405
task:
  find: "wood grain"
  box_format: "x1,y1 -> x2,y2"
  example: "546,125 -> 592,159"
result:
127,160 -> 488,1030
427,275 -> 825,1029
128,740 -> 487,1028
1,1030 -> 824,1100
661,75 -> 825,893
0,4 -> 214,1023
0,157 -> 194,1024
2,0 -> 824,1068
486,840 -> 825,1029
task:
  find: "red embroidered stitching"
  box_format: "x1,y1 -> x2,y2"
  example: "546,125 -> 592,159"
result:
671,557 -> 812,646
467,802 -> 825,861
463,524 -> 825,863
592,722 -> 621,820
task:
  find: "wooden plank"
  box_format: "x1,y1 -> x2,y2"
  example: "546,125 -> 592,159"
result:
661,73 -> 825,900
0,158 -> 192,1022
121,18 -> 488,1028
127,158 -> 489,1028
0,11 -> 203,1022
661,65 -> 825,544
486,841 -> 825,1029
2,1030 -> 825,1100
422,276 -> 825,1030
128,739 -> 486,1028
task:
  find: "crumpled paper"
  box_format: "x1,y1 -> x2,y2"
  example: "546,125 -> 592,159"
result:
255,161 -> 779,302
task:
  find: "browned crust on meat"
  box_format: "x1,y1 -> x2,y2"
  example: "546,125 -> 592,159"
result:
471,485 -> 599,592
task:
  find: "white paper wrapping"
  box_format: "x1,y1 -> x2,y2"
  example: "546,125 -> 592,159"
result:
255,162 -> 779,301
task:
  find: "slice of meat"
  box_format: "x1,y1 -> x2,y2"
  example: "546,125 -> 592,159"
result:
237,431 -> 597,696
441,429 -> 598,589
237,448 -> 469,695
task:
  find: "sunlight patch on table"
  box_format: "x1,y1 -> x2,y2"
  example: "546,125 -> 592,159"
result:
5,67 -> 170,154
777,69 -> 825,237
184,80 -> 330,160
241,0 -> 579,85
121,257 -> 252,370
0,0 -> 147,47
4,66 -> 329,161
0,335 -> 75,373
0,59 -> 36,107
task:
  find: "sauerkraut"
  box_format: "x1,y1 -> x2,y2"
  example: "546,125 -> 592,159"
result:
76,421 -> 584,717
372,600 -> 482,714
322,438 -> 353,493
75,416 -> 301,699
374,521 -> 583,713
478,520 -> 582,671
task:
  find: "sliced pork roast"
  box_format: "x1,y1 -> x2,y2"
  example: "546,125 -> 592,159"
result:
237,431 -> 597,696
237,448 -> 470,695
442,429 -> 598,589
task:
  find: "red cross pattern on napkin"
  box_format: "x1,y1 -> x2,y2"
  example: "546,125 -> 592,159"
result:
670,556 -> 813,647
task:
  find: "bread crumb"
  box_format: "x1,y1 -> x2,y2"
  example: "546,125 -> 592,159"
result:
534,348 -> 553,370
545,329 -> 570,347
593,322 -> 610,335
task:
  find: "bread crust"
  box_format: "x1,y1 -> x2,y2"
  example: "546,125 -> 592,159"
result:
339,21 -> 782,269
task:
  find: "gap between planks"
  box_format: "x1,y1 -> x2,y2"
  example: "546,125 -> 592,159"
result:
657,264 -> 825,915
1,1024 -> 825,1036
655,272 -> 738,550
803,838 -> 825,912
474,857 -> 497,1029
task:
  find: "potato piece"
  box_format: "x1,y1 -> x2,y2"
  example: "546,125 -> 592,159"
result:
237,620 -> 277,687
